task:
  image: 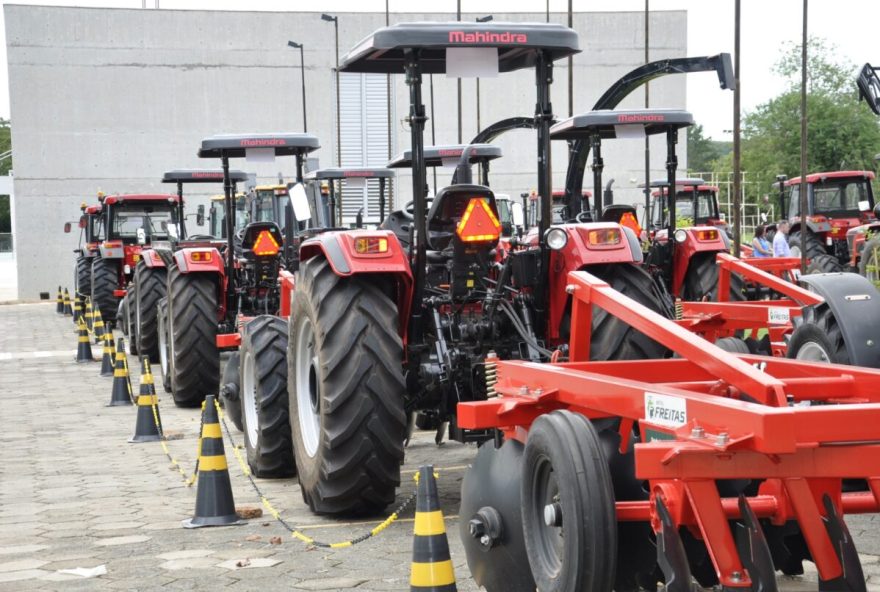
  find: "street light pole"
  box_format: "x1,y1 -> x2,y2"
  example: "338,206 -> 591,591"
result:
322,14 -> 341,169
287,41 -> 308,133
456,0 -> 462,143
475,15 -> 493,133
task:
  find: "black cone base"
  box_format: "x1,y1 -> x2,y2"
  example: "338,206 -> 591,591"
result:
107,382 -> 133,406
76,343 -> 94,363
100,355 -> 114,377
182,471 -> 243,529
128,405 -> 160,441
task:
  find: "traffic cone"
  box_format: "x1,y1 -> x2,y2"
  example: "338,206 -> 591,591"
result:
75,318 -> 94,363
129,358 -> 161,441
55,286 -> 64,314
63,289 -> 73,316
100,331 -> 116,377
182,395 -> 243,528
410,465 -> 457,592
73,294 -> 83,326
93,308 -> 105,345
84,298 -> 94,333
107,338 -> 133,406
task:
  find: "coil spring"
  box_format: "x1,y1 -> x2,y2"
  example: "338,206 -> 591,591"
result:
674,298 -> 683,320
485,352 -> 498,398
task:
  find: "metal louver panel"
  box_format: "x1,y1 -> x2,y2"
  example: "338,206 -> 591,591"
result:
339,72 -> 393,224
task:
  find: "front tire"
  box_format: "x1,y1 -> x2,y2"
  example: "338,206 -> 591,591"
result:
75,255 -> 92,299
167,265 -> 219,407
806,253 -> 844,274
682,251 -> 745,302
521,411 -> 617,592
787,303 -> 849,364
135,261 -> 166,361
288,257 -> 406,515
91,257 -> 119,325
240,316 -> 295,478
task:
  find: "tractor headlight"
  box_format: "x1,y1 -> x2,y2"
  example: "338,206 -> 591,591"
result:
544,227 -> 568,251
673,229 -> 688,244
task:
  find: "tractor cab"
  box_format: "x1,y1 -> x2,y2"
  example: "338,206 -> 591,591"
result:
643,178 -> 728,236
550,108 -> 733,300
383,143 -> 503,250
303,167 -> 395,230
71,202 -> 104,255
161,168 -> 249,246
208,192 -> 247,239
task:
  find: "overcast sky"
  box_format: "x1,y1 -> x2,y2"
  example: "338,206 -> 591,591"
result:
1,0 -> 877,138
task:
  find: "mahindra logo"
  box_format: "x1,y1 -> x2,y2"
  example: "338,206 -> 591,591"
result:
448,31 -> 527,44
617,114 -> 666,123
438,149 -> 463,157
192,172 -> 224,178
344,171 -> 374,177
239,138 -> 285,147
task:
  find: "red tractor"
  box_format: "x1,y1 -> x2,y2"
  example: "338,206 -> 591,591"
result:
770,171 -> 877,273
65,201 -> 104,299
160,135 -> 318,408
645,177 -> 729,237
303,166 -> 395,229
83,193 -> 182,329
129,169 -> 248,360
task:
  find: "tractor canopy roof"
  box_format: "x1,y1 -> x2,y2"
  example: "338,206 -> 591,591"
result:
304,167 -> 395,180
785,170 -> 875,186
387,144 -> 502,168
162,169 -> 249,183
84,204 -> 102,214
549,109 -> 694,140
198,133 -> 320,158
339,22 -> 580,74
641,178 -> 718,192
103,194 -> 179,205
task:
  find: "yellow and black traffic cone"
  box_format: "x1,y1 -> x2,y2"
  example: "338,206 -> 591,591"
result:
182,395 -> 243,528
63,289 -> 73,316
410,465 -> 457,592
108,338 -> 133,406
56,286 -> 64,314
93,308 -> 105,345
129,358 -> 161,440
100,331 -> 116,377
84,298 -> 94,333
75,318 -> 94,363
73,294 -> 84,326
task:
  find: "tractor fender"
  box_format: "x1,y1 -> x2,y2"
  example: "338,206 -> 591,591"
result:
551,223 -> 642,270
173,247 -> 225,276
798,272 -> 880,368
671,227 -> 729,295
299,230 -> 413,278
140,249 -> 167,269
279,269 -> 295,318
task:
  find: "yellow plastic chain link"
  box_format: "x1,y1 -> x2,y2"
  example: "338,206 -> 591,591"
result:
212,398 -> 417,549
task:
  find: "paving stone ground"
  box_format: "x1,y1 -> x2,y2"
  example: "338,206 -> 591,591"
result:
1,302 -> 878,591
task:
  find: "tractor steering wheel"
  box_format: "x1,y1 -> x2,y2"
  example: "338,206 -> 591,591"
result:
575,212 -> 592,224
400,198 -> 434,221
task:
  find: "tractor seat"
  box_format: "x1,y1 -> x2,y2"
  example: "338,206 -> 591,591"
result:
426,184 -> 498,251
601,204 -> 637,223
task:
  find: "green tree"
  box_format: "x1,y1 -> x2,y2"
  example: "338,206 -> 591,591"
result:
687,123 -> 732,173
0,118 -> 10,177
720,38 -> 880,203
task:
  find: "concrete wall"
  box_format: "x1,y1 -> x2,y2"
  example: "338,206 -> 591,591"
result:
5,5 -> 687,299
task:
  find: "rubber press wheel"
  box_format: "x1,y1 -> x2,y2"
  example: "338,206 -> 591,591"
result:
240,316 -> 295,478
134,260 -> 166,362
521,410 -> 617,592
167,265 -> 219,407
787,303 -> 849,364
859,235 -> 880,289
288,257 -> 407,515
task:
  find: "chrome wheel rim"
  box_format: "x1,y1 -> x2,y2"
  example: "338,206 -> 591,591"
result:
242,350 -> 259,448
295,316 -> 320,458
797,341 -> 831,363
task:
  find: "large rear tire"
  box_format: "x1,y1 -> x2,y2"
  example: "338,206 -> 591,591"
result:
521,411 -> 617,592
586,263 -> 673,361
134,261 -> 166,362
681,251 -> 745,302
167,265 -> 219,407
288,257 -> 406,515
90,257 -> 119,325
858,236 -> 880,288
75,255 -> 91,299
240,316 -> 295,478
788,230 -> 827,261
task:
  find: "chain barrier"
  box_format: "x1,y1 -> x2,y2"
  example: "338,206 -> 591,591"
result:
213,398 -> 419,549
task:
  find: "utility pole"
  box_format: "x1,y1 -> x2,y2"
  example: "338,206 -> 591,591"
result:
643,0 -> 650,227
800,0 -> 809,273
322,14 -> 341,168
733,0 -> 742,257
